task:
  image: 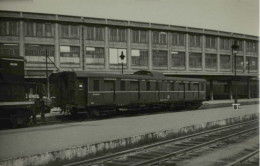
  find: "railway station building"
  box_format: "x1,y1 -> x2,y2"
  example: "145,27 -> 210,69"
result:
0,10 -> 258,100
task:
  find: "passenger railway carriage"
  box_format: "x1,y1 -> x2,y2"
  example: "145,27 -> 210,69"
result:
50,71 -> 207,116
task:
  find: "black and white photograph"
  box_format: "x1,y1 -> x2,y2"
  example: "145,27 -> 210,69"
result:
0,0 -> 259,165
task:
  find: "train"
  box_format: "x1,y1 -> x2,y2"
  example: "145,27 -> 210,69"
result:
1,53 -> 257,126
50,70 -> 207,117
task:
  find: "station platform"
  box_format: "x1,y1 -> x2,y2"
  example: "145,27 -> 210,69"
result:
0,103 -> 259,166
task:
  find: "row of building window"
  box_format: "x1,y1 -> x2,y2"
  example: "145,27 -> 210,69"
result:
1,43 -> 256,70
0,20 -> 257,52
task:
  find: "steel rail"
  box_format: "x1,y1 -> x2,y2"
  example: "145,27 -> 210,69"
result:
132,126 -> 258,166
63,119 -> 258,166
226,149 -> 259,166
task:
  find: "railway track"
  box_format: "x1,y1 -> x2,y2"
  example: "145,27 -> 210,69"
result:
64,119 -> 259,166
227,149 -> 259,166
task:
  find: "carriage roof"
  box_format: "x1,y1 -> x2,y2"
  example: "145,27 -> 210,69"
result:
57,70 -> 206,82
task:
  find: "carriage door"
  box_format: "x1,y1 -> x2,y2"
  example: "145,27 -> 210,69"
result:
193,83 -> 199,99
138,81 -> 141,101
178,82 -> 185,100
104,80 -> 116,104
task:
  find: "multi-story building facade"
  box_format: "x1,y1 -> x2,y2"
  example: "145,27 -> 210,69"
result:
0,10 -> 258,100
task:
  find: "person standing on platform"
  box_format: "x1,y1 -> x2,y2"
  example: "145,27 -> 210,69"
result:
39,93 -> 45,122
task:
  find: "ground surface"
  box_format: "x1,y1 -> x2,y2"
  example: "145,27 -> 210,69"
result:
0,104 -> 258,160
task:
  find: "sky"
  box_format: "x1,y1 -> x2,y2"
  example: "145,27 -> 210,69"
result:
0,0 -> 259,36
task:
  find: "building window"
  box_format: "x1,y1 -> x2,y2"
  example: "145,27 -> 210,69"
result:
132,29 -> 148,43
36,23 -> 43,37
45,23 -> 53,37
153,31 -> 167,44
86,47 -> 105,65
118,28 -> 126,42
26,22 -> 53,38
109,48 -> 127,65
0,21 -> 7,35
86,26 -> 94,40
171,33 -> 185,46
236,56 -> 244,70
220,38 -> 230,50
246,40 -> 257,53
9,21 -> 18,36
70,25 -> 79,38
131,49 -> 148,67
189,53 -> 202,68
25,44 -> 54,63
60,46 -> 79,57
172,52 -> 185,68
109,27 -> 126,42
26,22 -> 34,37
0,43 -> 18,56
152,50 -> 167,67
60,24 -> 69,38
0,21 -> 18,36
205,54 -> 217,69
189,34 -> 201,47
95,27 -> 104,41
235,40 -> 244,51
246,57 -> 258,71
205,36 -> 216,49
60,46 -> 80,64
220,54 -> 231,70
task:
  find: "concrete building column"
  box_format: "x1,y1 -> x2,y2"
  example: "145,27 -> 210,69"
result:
228,81 -> 233,100
243,40 -> 246,73
247,79 -> 251,99
105,26 -> 109,70
185,33 -> 189,71
148,29 -> 152,71
80,24 -> 84,70
54,22 -> 60,69
127,28 -> 131,70
210,80 -> 214,101
202,35 -> 205,71
19,20 -> 24,57
167,32 -> 171,71
217,37 -> 220,72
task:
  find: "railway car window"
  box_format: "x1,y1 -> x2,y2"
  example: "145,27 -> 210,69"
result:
104,81 -> 115,91
93,80 -> 99,91
171,82 -> 175,91
129,81 -> 138,91
166,83 -> 170,91
155,82 -> 160,91
120,81 -> 126,91
201,83 -> 205,91
146,82 -> 150,91
194,83 -> 199,91
188,83 -> 191,91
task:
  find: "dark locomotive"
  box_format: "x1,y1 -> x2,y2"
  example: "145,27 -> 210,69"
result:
50,70 -> 207,117
0,54 -> 38,127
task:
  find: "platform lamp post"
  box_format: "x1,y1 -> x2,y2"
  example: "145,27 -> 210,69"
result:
45,50 -> 50,99
231,40 -> 239,104
119,51 -> 125,74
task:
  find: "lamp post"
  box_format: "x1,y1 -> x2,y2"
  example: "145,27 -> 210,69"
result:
231,40 -> 239,104
46,50 -> 50,99
119,51 -> 125,74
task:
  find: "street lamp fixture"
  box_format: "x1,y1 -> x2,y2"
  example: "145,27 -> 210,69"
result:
119,51 -> 125,74
231,40 -> 239,104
